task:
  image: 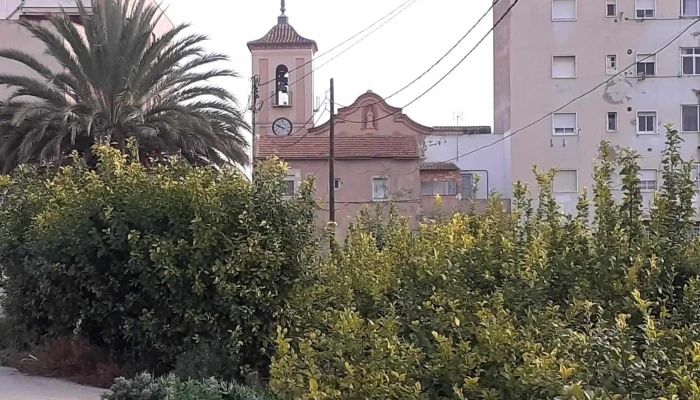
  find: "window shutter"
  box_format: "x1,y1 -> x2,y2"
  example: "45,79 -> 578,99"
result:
553,56 -> 576,78
553,170 -> 577,193
552,0 -> 576,19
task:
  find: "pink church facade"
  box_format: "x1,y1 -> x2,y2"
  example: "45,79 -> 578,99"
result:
250,5 -> 507,236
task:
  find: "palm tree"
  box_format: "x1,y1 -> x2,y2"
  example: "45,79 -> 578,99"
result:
0,0 -> 249,173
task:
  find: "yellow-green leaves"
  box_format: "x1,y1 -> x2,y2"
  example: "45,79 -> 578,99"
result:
0,148 -> 317,376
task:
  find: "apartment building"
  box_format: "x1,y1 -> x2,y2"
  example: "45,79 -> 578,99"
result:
0,0 -> 173,100
495,0 -> 700,214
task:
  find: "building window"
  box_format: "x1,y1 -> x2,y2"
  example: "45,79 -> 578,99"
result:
606,0 -> 617,16
606,54 -> 618,75
552,0 -> 576,20
553,112 -> 577,136
607,112 -> 618,132
334,178 -> 342,190
636,54 -> 656,76
275,64 -> 290,106
552,56 -> 576,78
421,181 -> 458,196
553,170 -> 578,193
693,163 -> 700,189
639,169 -> 658,191
682,105 -> 700,132
283,176 -> 295,197
637,111 -> 657,134
635,0 -> 655,18
372,177 -> 389,201
681,48 -> 700,75
683,0 -> 700,16
461,173 -> 474,199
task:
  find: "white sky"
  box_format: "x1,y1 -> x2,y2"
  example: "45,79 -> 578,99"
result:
160,0 -> 495,130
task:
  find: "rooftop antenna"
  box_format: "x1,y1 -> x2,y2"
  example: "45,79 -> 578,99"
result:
453,111 -> 464,126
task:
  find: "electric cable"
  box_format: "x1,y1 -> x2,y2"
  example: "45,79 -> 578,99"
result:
255,0 -> 420,109
416,17 -> 700,171
257,0 -> 415,89
337,0 -> 501,112
336,0 -> 520,125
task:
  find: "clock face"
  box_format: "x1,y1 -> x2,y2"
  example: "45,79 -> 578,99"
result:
273,118 -> 293,136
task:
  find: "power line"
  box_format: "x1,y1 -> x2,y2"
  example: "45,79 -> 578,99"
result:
257,0 -> 414,90
276,102 -> 329,148
336,0 -> 520,125
255,0 -> 420,109
420,16 -> 700,170
337,0 -> 501,112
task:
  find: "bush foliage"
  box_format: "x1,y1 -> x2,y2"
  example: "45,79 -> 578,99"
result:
270,125 -> 700,399
7,127 -> 700,399
0,143 -> 317,376
103,372 -> 275,400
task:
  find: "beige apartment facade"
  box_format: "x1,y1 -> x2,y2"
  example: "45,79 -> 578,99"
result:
495,0 -> 700,214
0,0 -> 173,100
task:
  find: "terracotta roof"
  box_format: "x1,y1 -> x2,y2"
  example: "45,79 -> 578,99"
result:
257,135 -> 419,160
247,16 -> 317,52
420,162 -> 460,171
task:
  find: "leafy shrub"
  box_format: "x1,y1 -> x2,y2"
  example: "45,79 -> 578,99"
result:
271,126 -> 700,399
0,143 -> 317,377
102,373 -> 275,400
173,340 -> 239,382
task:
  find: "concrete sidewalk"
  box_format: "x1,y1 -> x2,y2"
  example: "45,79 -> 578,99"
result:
0,366 -> 106,400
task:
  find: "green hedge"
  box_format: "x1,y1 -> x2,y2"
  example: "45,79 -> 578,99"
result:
270,126 -> 700,399
0,143 -> 317,376
103,373 -> 275,400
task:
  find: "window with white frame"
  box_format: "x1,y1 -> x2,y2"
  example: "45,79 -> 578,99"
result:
681,48 -> 700,75
372,177 -> 389,201
637,111 -> 657,134
693,163 -> 700,189
553,170 -> 578,193
606,0 -> 617,16
639,169 -> 658,191
421,181 -> 458,196
552,56 -> 576,78
683,105 -> 700,132
683,0 -> 700,16
636,54 -> 656,76
607,111 -> 618,132
635,0 -> 655,18
461,172 -> 474,199
552,0 -> 576,20
334,178 -> 341,190
553,112 -> 577,135
283,176 -> 295,197
606,54 -> 618,75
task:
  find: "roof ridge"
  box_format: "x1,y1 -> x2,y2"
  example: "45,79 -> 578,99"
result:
247,21 -> 318,52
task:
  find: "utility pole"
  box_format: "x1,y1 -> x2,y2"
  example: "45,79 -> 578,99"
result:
328,78 -> 336,222
250,75 -> 260,175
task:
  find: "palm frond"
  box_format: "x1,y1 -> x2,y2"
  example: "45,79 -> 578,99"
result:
0,0 -> 249,172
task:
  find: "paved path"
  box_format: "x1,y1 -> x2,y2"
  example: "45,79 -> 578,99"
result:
0,366 -> 106,400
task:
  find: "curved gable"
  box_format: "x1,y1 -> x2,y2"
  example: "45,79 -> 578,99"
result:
309,91 -> 432,136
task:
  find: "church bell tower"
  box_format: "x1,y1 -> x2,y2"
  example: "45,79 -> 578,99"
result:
248,1 -> 317,149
